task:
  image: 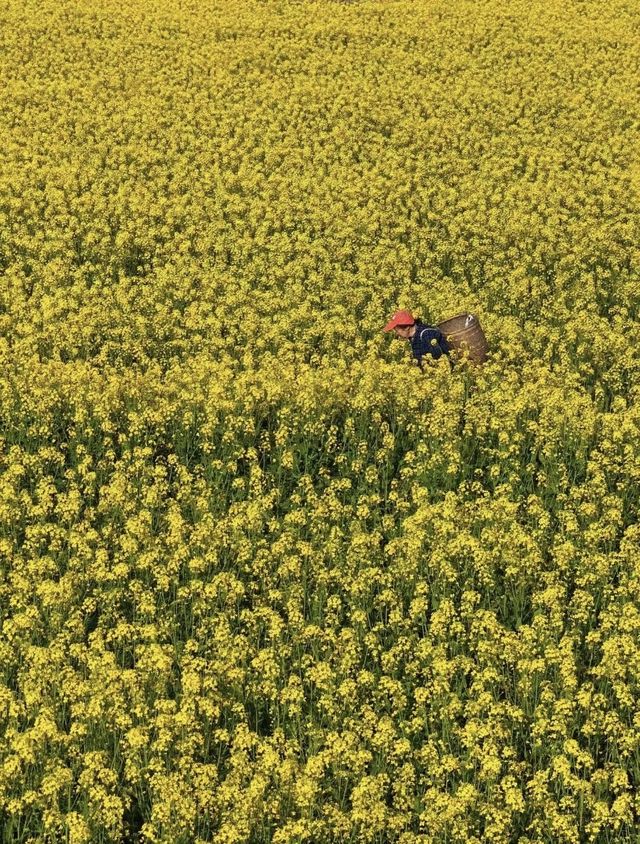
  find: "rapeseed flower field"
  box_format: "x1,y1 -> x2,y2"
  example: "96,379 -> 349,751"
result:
1,0 -> 640,841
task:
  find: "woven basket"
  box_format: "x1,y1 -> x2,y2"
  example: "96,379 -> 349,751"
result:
437,313 -> 488,364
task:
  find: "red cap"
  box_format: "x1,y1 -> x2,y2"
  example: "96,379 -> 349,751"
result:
383,309 -> 415,332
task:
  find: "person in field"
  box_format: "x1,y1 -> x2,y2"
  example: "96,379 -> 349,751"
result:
384,309 -> 453,371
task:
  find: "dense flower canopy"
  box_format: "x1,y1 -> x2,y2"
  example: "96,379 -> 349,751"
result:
0,0 -> 639,841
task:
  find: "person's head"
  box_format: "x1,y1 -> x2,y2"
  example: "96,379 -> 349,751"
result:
394,324 -> 414,339
383,310 -> 416,339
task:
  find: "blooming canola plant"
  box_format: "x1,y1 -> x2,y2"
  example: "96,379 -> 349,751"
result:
0,0 -> 640,842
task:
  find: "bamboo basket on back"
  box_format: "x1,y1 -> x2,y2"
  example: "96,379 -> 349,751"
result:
437,313 -> 488,364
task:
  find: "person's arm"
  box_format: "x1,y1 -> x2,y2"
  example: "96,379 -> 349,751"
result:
417,327 -> 443,360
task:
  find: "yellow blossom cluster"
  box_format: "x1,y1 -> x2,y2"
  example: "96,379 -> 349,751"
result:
1,0 -> 640,842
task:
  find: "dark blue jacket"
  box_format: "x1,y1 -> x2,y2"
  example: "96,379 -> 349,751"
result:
409,323 -> 452,371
